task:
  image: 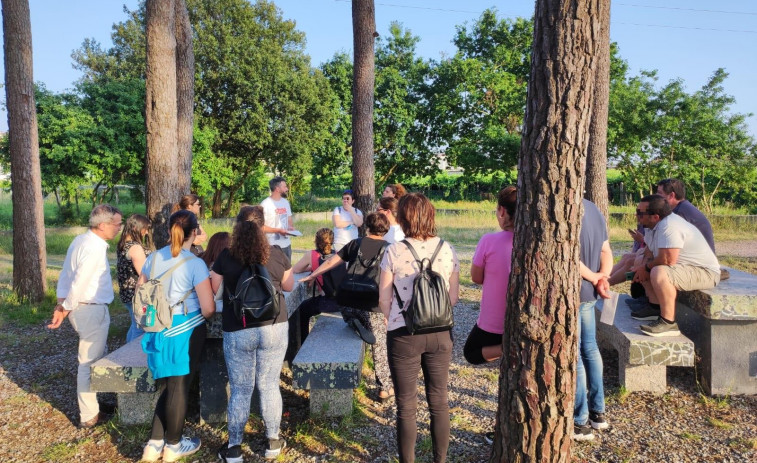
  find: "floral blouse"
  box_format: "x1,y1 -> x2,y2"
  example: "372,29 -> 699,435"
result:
116,241 -> 151,304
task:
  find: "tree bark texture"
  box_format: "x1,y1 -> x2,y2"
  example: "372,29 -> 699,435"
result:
145,0 -> 178,248
584,0 -> 611,222
491,1 -> 599,462
2,0 -> 48,301
174,0 -> 193,196
351,0 -> 376,217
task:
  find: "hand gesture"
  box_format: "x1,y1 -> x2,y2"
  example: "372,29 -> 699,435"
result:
47,305 -> 69,329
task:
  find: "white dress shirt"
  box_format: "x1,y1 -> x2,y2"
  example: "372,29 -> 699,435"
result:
57,230 -> 114,311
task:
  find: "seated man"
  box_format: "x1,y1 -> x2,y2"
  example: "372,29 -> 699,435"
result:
656,178 -> 715,253
631,195 -> 721,336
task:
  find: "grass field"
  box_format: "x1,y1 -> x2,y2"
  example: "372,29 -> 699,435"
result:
1,196 -> 756,328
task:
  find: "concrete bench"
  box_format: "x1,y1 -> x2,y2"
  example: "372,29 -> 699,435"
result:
674,267 -> 757,395
291,312 -> 365,417
596,294 -> 695,394
90,274 -> 312,425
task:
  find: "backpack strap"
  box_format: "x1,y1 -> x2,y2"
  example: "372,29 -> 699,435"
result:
150,253 -> 196,315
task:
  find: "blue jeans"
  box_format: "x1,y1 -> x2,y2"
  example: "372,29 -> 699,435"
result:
574,301 -> 605,425
223,322 -> 288,446
124,301 -> 144,343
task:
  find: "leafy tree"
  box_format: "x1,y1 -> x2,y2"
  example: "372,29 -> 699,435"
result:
608,67 -> 756,211
77,78 -> 146,203
373,22 -> 431,183
312,52 -> 353,180
425,10 -> 532,177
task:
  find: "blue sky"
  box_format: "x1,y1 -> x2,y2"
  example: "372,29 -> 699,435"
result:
1,0 -> 755,136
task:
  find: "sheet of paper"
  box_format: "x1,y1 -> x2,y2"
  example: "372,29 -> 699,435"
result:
599,291 -> 619,325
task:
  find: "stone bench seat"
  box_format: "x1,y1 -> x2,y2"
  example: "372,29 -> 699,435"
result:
291,312 -> 365,417
90,273 -> 313,425
596,294 -> 695,394
674,267 -> 757,395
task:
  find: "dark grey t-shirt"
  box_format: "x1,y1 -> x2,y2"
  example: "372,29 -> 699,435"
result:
673,200 -> 715,253
580,199 -> 608,302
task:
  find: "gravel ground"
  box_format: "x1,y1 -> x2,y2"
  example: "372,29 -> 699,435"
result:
1,281 -> 755,463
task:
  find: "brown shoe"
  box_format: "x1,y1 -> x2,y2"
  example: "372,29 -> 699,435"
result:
720,268 -> 730,281
79,412 -> 110,429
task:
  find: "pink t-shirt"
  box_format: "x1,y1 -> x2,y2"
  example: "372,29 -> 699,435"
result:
472,230 -> 513,334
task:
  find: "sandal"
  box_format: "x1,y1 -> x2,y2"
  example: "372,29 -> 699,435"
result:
378,389 -> 395,402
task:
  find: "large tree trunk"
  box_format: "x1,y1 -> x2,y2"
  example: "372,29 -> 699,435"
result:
2,0 -> 47,302
175,0 -> 193,196
491,1 -> 600,462
145,0 -> 178,248
350,0 -> 376,218
584,0 -> 611,222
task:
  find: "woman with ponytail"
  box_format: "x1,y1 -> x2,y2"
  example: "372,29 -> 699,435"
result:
137,210 -> 215,462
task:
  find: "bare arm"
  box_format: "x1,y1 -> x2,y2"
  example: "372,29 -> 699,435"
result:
195,278 -> 216,318
128,244 -> 148,277
333,210 -> 350,228
378,269 -> 394,318
193,224 -> 208,246
299,254 -> 345,283
262,224 -> 287,236
448,270 -> 460,307
280,268 -> 295,292
292,252 -> 312,274
470,263 -> 484,285
209,270 -> 223,294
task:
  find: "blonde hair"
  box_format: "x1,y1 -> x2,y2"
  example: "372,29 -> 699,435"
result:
168,210 -> 198,257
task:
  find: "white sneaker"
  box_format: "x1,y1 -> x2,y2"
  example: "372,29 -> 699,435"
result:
141,440 -> 164,462
264,438 -> 286,459
162,436 -> 201,462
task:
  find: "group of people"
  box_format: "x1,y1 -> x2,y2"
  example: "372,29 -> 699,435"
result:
48,175 -> 722,461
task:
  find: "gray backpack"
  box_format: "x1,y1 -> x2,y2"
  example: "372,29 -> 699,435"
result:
132,254 -> 195,333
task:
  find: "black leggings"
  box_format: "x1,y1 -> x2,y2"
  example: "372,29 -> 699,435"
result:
150,323 -> 206,444
387,327 -> 452,463
463,324 -> 502,365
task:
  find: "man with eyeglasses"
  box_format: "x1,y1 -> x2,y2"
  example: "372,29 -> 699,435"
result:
631,195 -> 720,336
48,204 -> 122,428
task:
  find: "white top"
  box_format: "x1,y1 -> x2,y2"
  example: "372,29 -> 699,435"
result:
380,237 -> 459,331
142,247 -> 209,315
644,213 -> 720,274
333,206 -> 363,246
57,230 -> 114,311
261,196 -> 292,248
383,224 -> 405,244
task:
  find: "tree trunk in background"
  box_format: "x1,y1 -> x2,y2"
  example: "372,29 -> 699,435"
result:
145,0 -> 178,248
2,0 -> 47,302
175,0 -> 193,197
585,0 -> 611,222
490,1 -> 599,461
351,0 -> 376,219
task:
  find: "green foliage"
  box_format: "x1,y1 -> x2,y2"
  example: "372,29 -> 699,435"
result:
424,11 -> 532,176
609,67 -> 757,212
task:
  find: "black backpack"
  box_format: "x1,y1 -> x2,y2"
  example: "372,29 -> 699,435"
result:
226,263 -> 280,327
336,238 -> 388,312
393,239 -> 453,334
315,252 -> 347,299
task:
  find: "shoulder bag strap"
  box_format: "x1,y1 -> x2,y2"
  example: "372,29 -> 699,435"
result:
427,239 -> 446,272
154,254 -> 194,281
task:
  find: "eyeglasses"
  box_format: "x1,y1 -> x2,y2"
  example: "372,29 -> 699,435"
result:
635,209 -> 651,216
109,221 -> 124,228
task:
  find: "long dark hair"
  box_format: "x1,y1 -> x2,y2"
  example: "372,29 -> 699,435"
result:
117,214 -> 154,253
169,210 -> 198,257
201,232 -> 230,268
230,218 -> 269,266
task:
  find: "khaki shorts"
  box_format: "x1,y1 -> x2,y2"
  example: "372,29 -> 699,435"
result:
663,264 -> 720,291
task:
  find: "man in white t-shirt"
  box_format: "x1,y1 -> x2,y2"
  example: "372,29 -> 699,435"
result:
632,194 -> 720,337
261,176 -> 294,260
